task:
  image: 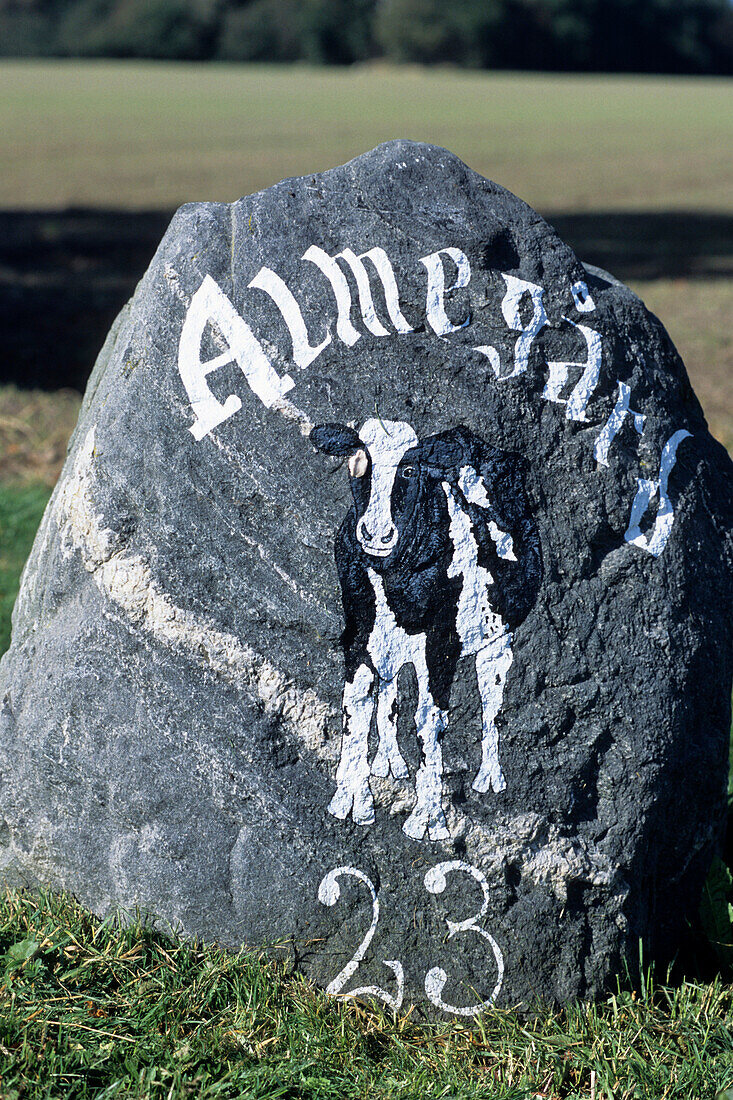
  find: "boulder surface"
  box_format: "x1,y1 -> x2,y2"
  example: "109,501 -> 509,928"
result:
1,141 -> 732,1012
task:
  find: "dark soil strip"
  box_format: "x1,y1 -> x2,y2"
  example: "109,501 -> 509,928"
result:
1,209 -> 731,392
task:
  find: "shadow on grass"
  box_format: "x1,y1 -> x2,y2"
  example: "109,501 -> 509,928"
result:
1,207 -> 732,392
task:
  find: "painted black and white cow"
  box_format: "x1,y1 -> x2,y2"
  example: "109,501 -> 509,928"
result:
311,418 -> 542,842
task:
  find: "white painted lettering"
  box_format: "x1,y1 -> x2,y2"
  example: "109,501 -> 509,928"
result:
319,862 -> 503,1016
473,344 -> 502,376
594,381 -> 646,466
318,866 -> 405,1009
624,429 -> 692,557
179,275 -> 295,441
542,319 -> 602,421
424,861 -> 504,1014
248,266 -> 331,369
571,279 -> 596,313
303,244 -> 413,345
338,247 -> 415,336
420,247 -> 471,335
499,275 -> 547,379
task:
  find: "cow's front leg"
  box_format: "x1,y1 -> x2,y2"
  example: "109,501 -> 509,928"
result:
371,676 -> 408,779
328,663 -> 376,825
472,635 -> 513,794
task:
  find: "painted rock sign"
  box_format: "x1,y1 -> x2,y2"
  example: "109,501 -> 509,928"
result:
1,141 -> 731,1011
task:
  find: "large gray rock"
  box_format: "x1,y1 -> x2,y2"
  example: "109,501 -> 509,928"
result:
1,141 -> 731,1012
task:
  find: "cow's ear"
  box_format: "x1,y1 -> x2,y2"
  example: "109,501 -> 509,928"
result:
310,424 -> 363,456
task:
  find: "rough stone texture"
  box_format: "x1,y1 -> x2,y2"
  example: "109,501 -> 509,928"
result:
1,141 -> 732,1013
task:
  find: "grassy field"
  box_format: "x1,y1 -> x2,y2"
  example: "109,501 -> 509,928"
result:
2,62 -> 732,212
1,61 -> 732,1098
1,889 -> 733,1099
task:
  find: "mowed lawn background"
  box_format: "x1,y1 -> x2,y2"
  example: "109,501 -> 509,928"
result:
3,62 -> 732,210
0,61 -> 732,1098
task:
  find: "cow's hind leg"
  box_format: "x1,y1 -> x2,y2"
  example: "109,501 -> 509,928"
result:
328,663 -> 376,825
402,700 -> 449,841
403,656 -> 450,841
371,676 -> 408,779
472,635 -> 513,794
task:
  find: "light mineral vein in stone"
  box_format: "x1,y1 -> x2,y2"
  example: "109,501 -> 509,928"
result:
54,426 -> 334,756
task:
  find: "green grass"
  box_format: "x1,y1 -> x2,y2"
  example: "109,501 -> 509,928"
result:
0,482 -> 52,656
1,888 -> 733,1100
1,61 -> 732,213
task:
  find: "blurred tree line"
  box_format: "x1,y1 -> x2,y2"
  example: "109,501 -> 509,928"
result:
1,0 -> 731,73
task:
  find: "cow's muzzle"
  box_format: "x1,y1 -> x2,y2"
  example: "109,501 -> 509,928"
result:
356,517 -> 399,557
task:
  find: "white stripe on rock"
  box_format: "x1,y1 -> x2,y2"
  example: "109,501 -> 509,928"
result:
54,427 -> 334,757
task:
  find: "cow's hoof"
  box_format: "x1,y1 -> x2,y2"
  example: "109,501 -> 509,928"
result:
472,768 -> 507,794
403,809 -> 450,842
371,750 -> 409,780
328,788 -> 375,825
402,814 -> 427,841
327,793 -> 350,820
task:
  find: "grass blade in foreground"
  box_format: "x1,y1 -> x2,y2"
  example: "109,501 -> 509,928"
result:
1,889 -> 733,1099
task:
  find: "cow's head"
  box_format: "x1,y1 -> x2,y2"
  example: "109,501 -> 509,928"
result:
311,418 -> 420,560
311,418 -> 490,565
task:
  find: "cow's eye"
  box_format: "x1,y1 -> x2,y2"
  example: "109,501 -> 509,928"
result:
401,465 -> 416,479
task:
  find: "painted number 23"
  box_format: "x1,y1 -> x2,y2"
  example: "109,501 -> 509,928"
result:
317,860 -> 504,1016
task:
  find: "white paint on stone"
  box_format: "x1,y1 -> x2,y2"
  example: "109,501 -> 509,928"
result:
303,244 -> 413,345
319,859 -> 503,1016
327,425 -> 524,841
473,640 -> 513,795
178,275 -> 296,440
542,319 -> 603,422
169,268 -> 313,439
499,275 -> 547,379
473,344 -> 502,376
371,673 -> 408,781
624,429 -> 692,557
169,238 -> 689,563
594,381 -> 646,466
337,247 -> 415,336
302,245 -> 362,346
570,279 -> 596,313
420,247 -> 471,336
443,482 -> 510,794
318,865 -> 405,1009
248,265 -> 332,369
423,860 -> 504,1014
367,570 -> 449,841
328,663 -> 376,825
457,466 -> 517,561
356,419 -> 418,557
444,481 -> 501,654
